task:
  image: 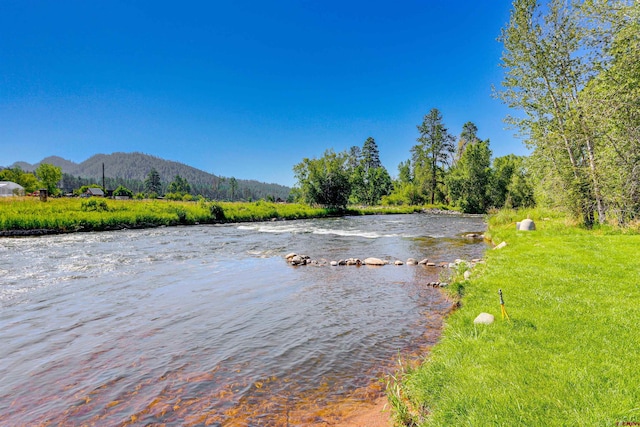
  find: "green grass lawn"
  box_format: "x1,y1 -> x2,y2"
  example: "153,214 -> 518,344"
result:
395,209 -> 640,426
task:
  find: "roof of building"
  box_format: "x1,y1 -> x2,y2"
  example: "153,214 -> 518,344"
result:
86,187 -> 105,196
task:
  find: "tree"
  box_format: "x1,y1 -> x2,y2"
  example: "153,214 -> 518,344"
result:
446,140 -> 492,213
455,122 -> 481,164
578,12 -> 640,223
293,149 -> 351,209
0,166 -> 40,193
144,168 -> 162,195
167,175 -> 191,195
411,108 -> 456,204
113,185 -> 134,198
350,137 -> 392,205
490,154 -> 534,209
498,0 -> 636,225
361,137 -> 382,170
228,177 -> 238,201
35,163 -> 62,196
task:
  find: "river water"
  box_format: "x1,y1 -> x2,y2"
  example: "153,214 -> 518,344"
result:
0,213 -> 486,426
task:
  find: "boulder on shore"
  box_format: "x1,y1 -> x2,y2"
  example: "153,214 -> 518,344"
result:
517,218 -> 536,231
474,313 -> 495,325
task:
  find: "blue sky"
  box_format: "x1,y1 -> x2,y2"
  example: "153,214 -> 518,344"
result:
1,1 -> 527,187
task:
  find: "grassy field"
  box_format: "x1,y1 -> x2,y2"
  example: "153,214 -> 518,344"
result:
391,209 -> 640,426
0,197 -> 445,234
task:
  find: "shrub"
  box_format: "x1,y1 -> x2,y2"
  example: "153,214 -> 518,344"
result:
81,199 -> 110,212
113,185 -> 133,198
208,203 -> 225,220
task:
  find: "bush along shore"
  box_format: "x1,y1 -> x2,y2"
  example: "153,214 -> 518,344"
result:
0,197 -> 457,236
389,208 -> 640,426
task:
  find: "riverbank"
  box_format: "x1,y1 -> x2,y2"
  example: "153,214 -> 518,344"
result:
0,197 -> 457,236
393,209 -> 640,425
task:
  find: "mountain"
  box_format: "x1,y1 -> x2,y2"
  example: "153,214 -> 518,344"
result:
12,152 -> 291,201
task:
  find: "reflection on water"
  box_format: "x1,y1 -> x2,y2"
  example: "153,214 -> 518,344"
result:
0,214 -> 486,425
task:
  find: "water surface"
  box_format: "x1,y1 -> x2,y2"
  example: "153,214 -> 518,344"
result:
0,213 -> 486,426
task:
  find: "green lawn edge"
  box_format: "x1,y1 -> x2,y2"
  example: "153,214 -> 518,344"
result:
394,208 -> 640,426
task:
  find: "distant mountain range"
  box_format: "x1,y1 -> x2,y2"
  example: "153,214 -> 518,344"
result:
12,152 -> 291,201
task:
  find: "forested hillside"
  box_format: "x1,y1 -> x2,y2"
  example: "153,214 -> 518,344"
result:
12,152 -> 290,201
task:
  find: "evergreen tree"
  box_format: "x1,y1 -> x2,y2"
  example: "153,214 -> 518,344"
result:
361,137 -> 382,170
167,175 -> 191,195
455,122 -> 480,164
349,137 -> 392,205
412,108 -> 456,204
144,168 -> 162,195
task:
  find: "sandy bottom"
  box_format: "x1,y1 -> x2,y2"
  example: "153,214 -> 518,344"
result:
302,396 -> 391,427
336,397 -> 390,427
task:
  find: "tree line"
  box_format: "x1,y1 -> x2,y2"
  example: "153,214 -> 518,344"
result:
1,164 -> 290,202
294,0 -> 639,225
498,0 -> 638,226
292,109 -> 533,213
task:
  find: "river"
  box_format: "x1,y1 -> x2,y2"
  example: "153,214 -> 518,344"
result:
0,213 -> 486,426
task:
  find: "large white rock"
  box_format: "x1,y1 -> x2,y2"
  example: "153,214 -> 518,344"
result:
364,257 -> 386,266
474,313 -> 495,325
517,218 -> 536,231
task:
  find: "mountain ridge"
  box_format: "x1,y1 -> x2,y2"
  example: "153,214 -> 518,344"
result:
11,152 -> 291,200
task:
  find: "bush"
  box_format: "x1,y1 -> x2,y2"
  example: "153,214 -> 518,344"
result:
208,203 -> 225,220
81,199 -> 110,212
113,185 -> 133,198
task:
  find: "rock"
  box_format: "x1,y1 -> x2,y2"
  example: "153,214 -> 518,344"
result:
285,252 -> 297,260
394,260 -> 404,266
493,241 -> 507,250
364,257 -> 386,266
471,258 -> 482,263
463,270 -> 472,280
338,259 -> 346,266
407,258 -> 417,265
439,282 -> 449,287
330,261 -> 338,266
426,262 -> 436,267
418,258 -> 429,265
474,313 -> 495,325
518,218 -> 536,231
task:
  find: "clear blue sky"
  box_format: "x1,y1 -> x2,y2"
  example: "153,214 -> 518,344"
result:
1,1 -> 527,187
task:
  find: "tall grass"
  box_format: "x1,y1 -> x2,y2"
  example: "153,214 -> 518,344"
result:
395,209 -> 640,426
0,198 -> 443,234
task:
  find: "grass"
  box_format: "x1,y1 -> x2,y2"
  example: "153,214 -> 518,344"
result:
0,197 -> 451,234
393,208 -> 640,426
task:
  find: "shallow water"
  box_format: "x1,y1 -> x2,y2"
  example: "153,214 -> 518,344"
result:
0,213 -> 486,426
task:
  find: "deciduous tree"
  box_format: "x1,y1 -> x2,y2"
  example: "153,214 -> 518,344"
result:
35,163 -> 62,196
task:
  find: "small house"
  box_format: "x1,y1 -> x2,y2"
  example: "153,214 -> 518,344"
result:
84,187 -> 105,197
0,181 -> 25,197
